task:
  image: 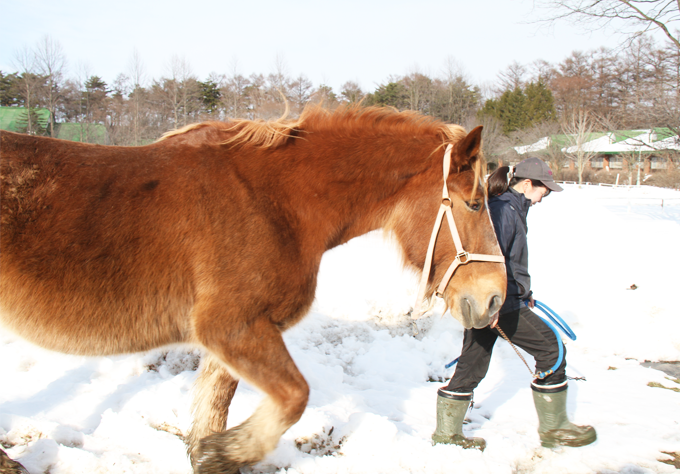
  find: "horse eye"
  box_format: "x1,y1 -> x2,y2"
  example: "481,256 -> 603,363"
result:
465,200 -> 482,212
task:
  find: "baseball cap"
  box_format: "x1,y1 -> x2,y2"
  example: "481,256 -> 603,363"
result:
514,157 -> 563,192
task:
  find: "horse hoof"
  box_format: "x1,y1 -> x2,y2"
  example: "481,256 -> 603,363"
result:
0,448 -> 29,474
194,434 -> 247,474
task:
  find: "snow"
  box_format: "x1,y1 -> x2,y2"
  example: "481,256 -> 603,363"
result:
2,184 -> 680,474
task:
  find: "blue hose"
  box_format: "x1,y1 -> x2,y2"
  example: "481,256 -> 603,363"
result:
444,300 -> 577,380
531,300 -> 576,341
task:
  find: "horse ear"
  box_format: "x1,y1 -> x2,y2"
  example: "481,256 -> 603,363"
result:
456,126 -> 483,165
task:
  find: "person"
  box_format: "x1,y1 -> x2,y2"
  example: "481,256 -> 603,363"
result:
432,157 -> 596,451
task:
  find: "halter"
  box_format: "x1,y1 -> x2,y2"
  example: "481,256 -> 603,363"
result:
411,144 -> 505,320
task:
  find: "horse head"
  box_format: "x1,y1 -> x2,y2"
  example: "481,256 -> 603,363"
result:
391,126 -> 507,329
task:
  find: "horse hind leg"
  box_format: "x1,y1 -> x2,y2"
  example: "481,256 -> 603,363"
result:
192,317 -> 309,474
187,352 -> 240,469
0,448 -> 29,474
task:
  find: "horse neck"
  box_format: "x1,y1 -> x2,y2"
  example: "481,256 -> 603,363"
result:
278,134 -> 443,252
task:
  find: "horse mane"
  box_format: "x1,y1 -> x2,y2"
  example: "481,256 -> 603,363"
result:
158,106 -> 485,197
160,105 -> 466,148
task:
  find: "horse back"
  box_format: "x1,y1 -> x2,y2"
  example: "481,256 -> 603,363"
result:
0,131 -> 314,357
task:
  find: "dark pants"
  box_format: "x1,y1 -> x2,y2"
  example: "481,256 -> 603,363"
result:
445,306 -> 566,393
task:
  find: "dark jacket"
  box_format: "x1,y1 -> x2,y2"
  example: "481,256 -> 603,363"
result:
488,188 -> 532,314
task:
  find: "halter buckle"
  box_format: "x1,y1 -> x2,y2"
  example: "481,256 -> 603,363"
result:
441,197 -> 452,207
456,251 -> 470,264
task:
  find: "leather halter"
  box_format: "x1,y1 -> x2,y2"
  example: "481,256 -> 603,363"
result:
411,144 -> 505,320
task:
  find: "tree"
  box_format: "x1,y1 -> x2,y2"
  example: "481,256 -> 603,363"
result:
0,71 -> 20,106
200,77 -> 222,116
536,0 -> 680,51
340,81 -> 363,104
561,109 -> 602,184
437,59 -> 480,124
480,87 -> 528,134
496,61 -> 528,93
34,35 -> 66,137
12,45 -> 45,135
402,71 -> 433,113
472,114 -> 513,166
367,82 -> 407,109
108,73 -> 131,145
222,72 -> 250,119
644,39 -> 680,138
128,49 -> 147,145
480,80 -> 558,134
289,74 -> 313,114
550,50 -> 595,116
311,84 -> 338,109
524,80 -> 557,124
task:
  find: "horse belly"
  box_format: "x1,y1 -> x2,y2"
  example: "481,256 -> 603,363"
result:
0,259 -> 195,355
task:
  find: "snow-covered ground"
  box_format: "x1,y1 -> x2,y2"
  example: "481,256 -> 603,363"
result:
1,184 -> 679,474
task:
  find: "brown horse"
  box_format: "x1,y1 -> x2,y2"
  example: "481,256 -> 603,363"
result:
0,106 -> 506,473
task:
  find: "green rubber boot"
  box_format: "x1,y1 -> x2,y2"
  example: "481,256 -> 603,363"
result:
532,382 -> 597,448
432,389 -> 486,451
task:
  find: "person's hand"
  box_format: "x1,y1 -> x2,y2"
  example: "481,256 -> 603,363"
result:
527,295 -> 535,309
489,312 -> 499,328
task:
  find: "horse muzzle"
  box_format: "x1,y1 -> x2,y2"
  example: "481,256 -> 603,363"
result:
456,292 -> 504,329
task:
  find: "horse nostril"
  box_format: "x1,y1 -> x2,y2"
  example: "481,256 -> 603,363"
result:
461,297 -> 472,328
488,295 -> 502,315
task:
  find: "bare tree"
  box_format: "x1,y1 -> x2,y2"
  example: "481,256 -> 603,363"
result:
12,45 -> 42,134
403,69 -> 432,113
267,53 -> 290,109
221,58 -> 251,119
440,57 -> 479,124
561,109 -> 602,184
289,74 -> 313,115
340,81 -> 364,104
536,0 -> 680,50
469,114 -> 513,166
165,55 -> 199,127
497,61 -> 528,92
128,48 -> 146,145
165,55 -> 183,127
34,35 -> 66,137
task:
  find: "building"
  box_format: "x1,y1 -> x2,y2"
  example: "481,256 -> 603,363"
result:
515,128 -> 680,173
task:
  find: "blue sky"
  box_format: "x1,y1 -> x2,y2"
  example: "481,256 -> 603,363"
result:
0,0 -> 659,94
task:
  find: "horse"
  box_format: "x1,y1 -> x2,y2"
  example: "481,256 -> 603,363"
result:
0,105 -> 506,473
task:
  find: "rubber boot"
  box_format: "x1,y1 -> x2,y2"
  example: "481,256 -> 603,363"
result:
531,381 -> 597,448
432,389 -> 486,451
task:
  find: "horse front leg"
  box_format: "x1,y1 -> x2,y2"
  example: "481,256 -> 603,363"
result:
187,352 -> 240,468
193,316 -> 309,474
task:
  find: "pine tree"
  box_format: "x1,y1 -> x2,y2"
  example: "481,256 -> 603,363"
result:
0,71 -> 20,106
366,82 -> 407,109
200,79 -> 221,115
479,81 -> 556,134
525,80 -> 556,124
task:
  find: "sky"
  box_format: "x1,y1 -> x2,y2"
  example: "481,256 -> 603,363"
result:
0,0 -> 666,95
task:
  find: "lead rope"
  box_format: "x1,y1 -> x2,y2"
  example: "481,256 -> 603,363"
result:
495,326 -> 541,378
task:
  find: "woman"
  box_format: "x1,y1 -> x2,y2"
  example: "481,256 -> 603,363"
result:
432,157 -> 596,451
